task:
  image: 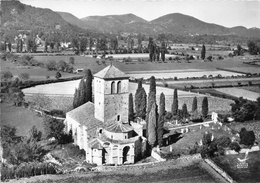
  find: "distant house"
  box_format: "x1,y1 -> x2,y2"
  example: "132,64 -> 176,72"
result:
64,65 -> 147,165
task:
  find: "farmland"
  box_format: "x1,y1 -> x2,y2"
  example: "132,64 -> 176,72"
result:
215,88 -> 260,101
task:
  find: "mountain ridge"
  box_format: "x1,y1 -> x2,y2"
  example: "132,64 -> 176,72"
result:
57,11 -> 260,37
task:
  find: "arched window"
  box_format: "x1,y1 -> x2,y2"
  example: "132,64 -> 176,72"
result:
117,115 -> 120,121
111,81 -> 115,94
117,81 -> 121,93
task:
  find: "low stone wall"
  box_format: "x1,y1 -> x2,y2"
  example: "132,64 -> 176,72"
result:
151,149 -> 166,162
225,145 -> 260,155
176,154 -> 202,163
204,158 -> 234,183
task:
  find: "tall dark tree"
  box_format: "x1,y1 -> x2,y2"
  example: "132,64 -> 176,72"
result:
157,93 -> 165,147
202,97 -> 209,119
146,92 -> 156,137
84,69 -> 93,103
135,80 -> 147,119
148,103 -> 158,147
182,103 -> 189,120
201,44 -> 206,60
192,96 -> 198,112
149,76 -> 156,95
129,93 -> 134,122
171,89 -> 178,116
73,88 -> 79,109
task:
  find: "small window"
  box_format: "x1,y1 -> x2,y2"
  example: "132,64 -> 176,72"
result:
99,129 -> 102,134
117,81 -> 121,93
111,81 -> 115,94
117,115 -> 120,121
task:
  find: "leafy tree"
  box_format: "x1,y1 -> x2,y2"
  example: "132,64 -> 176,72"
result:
45,60 -> 57,71
129,93 -> 134,122
192,96 -> 198,112
57,60 -> 67,71
247,40 -> 260,55
28,126 -> 42,142
69,57 -> 75,65
202,132 -> 212,146
84,69 -> 93,103
239,128 -> 255,146
135,80 -> 147,119
55,71 -> 62,79
148,103 -> 158,147
231,97 -> 257,122
229,142 -> 241,152
202,97 -> 208,119
182,103 -> 189,120
171,89 -> 178,116
157,93 -> 165,147
18,73 -> 30,80
214,136 -> 231,148
1,71 -> 13,81
201,44 -> 206,60
12,90 -> 25,106
43,116 -> 65,142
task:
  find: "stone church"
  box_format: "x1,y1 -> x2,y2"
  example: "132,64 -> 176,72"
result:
64,64 -> 147,165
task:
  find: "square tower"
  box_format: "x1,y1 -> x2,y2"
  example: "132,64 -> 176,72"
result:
94,64 -> 129,125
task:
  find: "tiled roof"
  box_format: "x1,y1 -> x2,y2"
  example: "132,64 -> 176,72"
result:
94,64 -> 128,79
89,138 -> 103,149
98,133 -> 139,145
105,122 -> 133,133
66,102 -> 103,131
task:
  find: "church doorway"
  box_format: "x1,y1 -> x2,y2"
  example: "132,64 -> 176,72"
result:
122,146 -> 130,163
102,148 -> 108,164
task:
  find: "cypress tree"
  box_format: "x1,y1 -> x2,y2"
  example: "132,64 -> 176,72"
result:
182,103 -> 189,120
85,69 -> 93,102
202,97 -> 209,119
201,44 -> 206,60
146,91 -> 156,137
135,81 -> 147,119
129,93 -> 134,122
157,93 -> 165,147
149,76 -> 156,95
148,103 -> 157,147
73,88 -> 79,108
77,78 -> 86,106
171,89 -> 178,116
192,96 -> 198,112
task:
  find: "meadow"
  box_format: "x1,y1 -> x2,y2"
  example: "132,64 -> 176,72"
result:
215,88 -> 260,101
212,151 -> 260,183
0,103 -> 44,136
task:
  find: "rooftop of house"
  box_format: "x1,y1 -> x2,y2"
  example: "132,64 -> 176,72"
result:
94,64 -> 129,79
66,102 -> 103,133
105,122 -> 133,133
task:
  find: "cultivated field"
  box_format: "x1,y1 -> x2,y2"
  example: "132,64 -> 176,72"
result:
215,88 -> 260,101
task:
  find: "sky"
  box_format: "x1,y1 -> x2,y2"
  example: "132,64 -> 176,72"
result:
20,0 -> 260,28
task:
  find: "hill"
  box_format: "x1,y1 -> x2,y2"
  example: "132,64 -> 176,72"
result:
76,13 -> 260,37
56,11 -> 86,29
80,13 -> 149,33
0,0 -> 95,41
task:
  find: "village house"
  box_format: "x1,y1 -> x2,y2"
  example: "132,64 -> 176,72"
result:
64,65 -> 147,165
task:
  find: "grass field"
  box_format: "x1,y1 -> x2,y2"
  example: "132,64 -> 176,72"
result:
212,151 -> 260,183
215,88 -> 260,101
241,86 -> 260,93
10,160 -> 222,183
2,53 -> 259,82
0,102 -> 44,136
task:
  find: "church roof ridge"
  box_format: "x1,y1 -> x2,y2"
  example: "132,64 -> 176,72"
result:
93,64 -> 129,79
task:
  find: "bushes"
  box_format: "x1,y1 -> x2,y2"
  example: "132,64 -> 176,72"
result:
229,142 -> 241,152
1,162 -> 57,181
239,127 -> 255,146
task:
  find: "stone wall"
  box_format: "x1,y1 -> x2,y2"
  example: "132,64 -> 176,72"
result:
204,158 -> 234,183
